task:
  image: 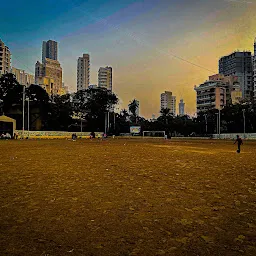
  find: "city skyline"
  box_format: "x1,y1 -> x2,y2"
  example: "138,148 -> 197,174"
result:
2,0 -> 256,118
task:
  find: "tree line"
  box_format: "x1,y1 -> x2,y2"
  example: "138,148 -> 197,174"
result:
1,73 -> 256,135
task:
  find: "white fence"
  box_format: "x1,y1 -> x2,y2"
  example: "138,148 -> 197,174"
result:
14,130 -> 103,138
212,133 -> 256,140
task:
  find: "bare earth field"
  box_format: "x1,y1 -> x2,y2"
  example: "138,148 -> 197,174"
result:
0,138 -> 256,256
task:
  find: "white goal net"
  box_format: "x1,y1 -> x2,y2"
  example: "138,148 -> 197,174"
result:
143,131 -> 166,138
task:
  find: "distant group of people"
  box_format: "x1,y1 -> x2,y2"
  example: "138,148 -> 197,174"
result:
71,132 -> 108,141
0,132 -> 12,139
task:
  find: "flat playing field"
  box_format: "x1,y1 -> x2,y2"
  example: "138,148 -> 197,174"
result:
0,138 -> 256,256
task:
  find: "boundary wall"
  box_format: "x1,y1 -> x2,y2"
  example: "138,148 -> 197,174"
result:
212,133 -> 256,140
15,130 -> 103,139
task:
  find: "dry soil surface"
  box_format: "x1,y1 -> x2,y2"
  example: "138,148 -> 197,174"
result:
0,138 -> 256,256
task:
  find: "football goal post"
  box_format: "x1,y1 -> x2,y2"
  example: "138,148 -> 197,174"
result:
143,131 -> 166,138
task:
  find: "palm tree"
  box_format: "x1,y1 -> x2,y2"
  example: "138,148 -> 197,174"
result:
160,108 -> 171,125
128,99 -> 139,123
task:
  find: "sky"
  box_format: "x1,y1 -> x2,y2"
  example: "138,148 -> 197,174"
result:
1,0 -> 256,118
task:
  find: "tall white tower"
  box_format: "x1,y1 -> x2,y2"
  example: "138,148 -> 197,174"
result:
179,99 -> 185,116
160,91 -> 176,115
98,66 -> 112,91
77,54 -> 90,91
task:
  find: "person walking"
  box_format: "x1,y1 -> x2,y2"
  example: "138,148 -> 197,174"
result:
234,135 -> 243,153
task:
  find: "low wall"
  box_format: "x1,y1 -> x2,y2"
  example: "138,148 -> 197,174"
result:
212,133 -> 256,140
15,130 -> 103,139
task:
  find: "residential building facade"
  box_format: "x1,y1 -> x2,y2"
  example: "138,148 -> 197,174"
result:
35,58 -> 62,95
77,54 -> 90,91
194,77 -> 227,113
219,51 -> 253,99
209,74 -> 241,105
0,39 -> 11,76
98,66 -> 112,91
179,99 -> 185,116
11,67 -> 35,85
37,77 -> 54,95
42,40 -> 58,62
253,38 -> 256,100
160,91 -> 176,115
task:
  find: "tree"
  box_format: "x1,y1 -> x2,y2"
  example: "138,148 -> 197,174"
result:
47,94 -> 73,131
73,88 -> 118,132
113,109 -> 130,134
128,99 -> 139,123
0,73 -> 21,115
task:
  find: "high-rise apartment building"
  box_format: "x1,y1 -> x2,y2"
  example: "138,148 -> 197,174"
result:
0,39 -> 11,76
253,39 -> 256,100
194,74 -> 241,113
42,40 -> 58,62
35,40 -> 62,95
219,51 -> 253,99
98,66 -> 112,91
160,91 -> 176,115
11,67 -> 35,85
77,54 -> 90,91
35,58 -> 62,95
195,79 -> 226,113
179,99 -> 185,116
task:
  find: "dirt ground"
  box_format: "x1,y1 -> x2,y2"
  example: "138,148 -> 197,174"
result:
0,138 -> 256,256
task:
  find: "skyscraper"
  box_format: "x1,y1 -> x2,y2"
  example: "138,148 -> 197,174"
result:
253,38 -> 256,100
160,91 -> 176,115
219,51 -> 253,99
77,54 -> 90,91
179,99 -> 185,116
42,40 -> 58,62
0,39 -> 11,76
98,66 -> 112,91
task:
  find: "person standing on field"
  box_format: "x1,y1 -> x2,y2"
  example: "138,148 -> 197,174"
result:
234,135 -> 243,153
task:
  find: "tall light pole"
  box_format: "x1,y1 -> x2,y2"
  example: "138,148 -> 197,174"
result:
204,114 -> 208,134
219,108 -> 221,139
215,113 -> 218,137
22,85 -> 25,139
104,112 -> 107,134
107,111 -> 110,132
242,109 -> 246,139
27,97 -> 30,138
113,112 -> 116,131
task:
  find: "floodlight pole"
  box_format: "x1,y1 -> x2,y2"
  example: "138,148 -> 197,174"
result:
27,97 -> 30,138
242,109 -> 245,139
22,85 -> 25,139
204,114 -> 208,134
104,112 -> 107,134
113,112 -> 115,131
219,108 -> 221,139
107,111 -> 110,131
215,113 -> 218,138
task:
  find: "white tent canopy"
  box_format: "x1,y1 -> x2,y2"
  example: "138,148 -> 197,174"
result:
0,115 -> 16,136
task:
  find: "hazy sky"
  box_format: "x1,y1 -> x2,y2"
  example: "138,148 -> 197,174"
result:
1,0 -> 256,118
